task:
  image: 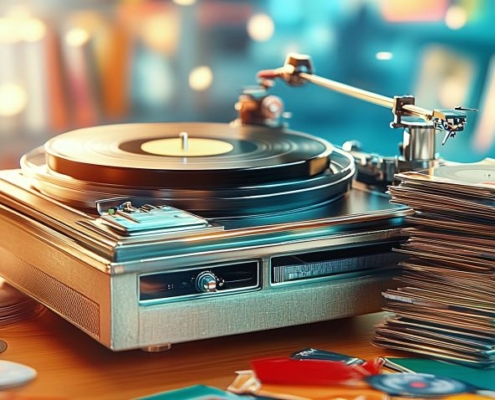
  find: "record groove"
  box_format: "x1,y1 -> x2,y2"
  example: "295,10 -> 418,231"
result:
44,123 -> 332,189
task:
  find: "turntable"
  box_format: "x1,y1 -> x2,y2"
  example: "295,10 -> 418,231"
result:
0,54 -> 467,351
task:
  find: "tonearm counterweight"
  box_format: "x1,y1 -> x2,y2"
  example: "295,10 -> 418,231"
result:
247,53 -> 473,186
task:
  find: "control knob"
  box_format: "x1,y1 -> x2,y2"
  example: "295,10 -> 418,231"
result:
195,271 -> 218,293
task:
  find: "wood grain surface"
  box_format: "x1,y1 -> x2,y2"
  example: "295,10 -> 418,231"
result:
0,307 -> 401,399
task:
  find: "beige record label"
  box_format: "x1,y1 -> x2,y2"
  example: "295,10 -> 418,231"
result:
141,137 -> 234,157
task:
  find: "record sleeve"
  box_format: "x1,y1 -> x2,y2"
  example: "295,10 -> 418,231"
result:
374,160 -> 495,368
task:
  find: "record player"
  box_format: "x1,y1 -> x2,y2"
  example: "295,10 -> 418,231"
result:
0,54 -> 468,351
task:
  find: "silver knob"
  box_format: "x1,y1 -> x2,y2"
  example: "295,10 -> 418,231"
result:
195,271 -> 217,293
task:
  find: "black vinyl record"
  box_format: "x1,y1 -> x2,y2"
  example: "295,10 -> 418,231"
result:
44,123 -> 333,189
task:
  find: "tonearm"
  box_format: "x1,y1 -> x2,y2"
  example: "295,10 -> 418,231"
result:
247,53 -> 473,187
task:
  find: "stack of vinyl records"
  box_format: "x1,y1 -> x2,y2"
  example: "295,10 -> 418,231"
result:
0,279 -> 44,327
373,160 -> 495,368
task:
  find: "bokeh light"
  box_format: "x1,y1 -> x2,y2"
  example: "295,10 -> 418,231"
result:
140,13 -> 178,53
0,84 -> 28,117
376,51 -> 393,60
445,5 -> 468,30
189,66 -> 213,91
173,0 -> 196,5
247,14 -> 275,42
65,27 -> 90,47
0,17 -> 21,43
22,17 -> 47,42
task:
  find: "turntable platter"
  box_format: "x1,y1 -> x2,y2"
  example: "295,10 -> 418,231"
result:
21,122 -> 356,218
44,123 -> 332,189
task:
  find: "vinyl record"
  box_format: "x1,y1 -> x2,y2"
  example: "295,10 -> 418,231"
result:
44,123 -> 333,189
0,360 -> 37,389
365,373 -> 473,397
0,280 -> 45,327
433,164 -> 495,184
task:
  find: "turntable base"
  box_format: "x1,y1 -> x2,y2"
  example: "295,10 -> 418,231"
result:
0,168 -> 408,350
0,122 -> 410,351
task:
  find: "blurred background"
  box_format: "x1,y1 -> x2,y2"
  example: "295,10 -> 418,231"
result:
1,0 -> 495,169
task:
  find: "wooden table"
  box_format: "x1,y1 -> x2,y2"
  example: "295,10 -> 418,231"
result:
0,308 -> 399,399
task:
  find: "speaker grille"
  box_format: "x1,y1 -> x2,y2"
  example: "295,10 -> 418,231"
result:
0,247 -> 100,338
